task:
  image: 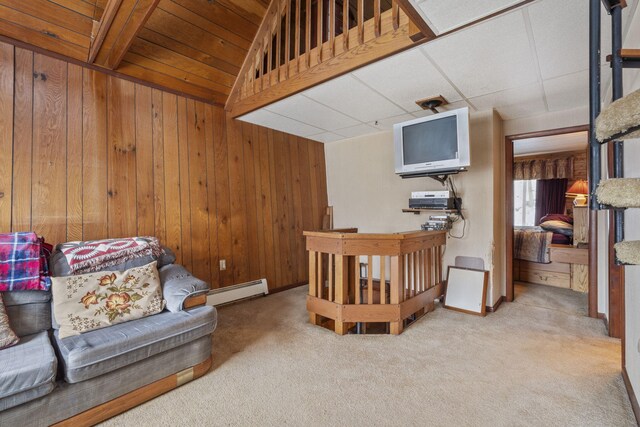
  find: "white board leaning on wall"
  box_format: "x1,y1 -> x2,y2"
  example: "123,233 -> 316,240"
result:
444,266 -> 489,316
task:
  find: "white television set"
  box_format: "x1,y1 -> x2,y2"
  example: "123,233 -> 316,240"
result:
393,107 -> 470,177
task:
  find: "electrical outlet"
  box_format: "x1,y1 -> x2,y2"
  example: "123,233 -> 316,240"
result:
219,259 -> 226,271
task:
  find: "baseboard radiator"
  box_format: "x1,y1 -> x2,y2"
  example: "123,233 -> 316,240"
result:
206,279 -> 268,306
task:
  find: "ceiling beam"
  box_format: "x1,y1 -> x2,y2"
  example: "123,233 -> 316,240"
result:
393,0 -> 436,41
89,0 -> 160,69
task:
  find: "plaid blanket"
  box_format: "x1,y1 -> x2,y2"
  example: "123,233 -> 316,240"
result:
0,232 -> 52,291
58,237 -> 163,274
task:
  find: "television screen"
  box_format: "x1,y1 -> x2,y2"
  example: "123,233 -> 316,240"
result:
401,116 -> 458,165
393,107 -> 470,176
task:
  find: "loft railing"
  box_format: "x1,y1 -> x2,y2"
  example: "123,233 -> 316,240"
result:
225,0 -> 434,117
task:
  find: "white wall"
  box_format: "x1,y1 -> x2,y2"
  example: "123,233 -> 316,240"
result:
325,110 -> 504,306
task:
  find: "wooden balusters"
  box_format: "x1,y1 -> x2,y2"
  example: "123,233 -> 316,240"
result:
305,0 -> 311,67
285,0 -> 291,79
276,0 -> 282,82
328,253 -> 334,302
380,256 -> 386,304
317,0 -> 323,63
392,0 -> 399,30
374,0 -> 381,37
355,257 -> 361,304
317,251 -> 323,298
305,230 -> 445,335
427,247 -> 433,289
329,0 -> 335,57
343,0 -> 349,50
357,0 -> 364,44
411,252 -> 420,297
227,0 -> 433,116
367,255 -> 373,304
308,250 -> 318,324
334,255 -> 348,334
295,0 -> 301,71
390,255 -> 402,334
265,33 -> 272,88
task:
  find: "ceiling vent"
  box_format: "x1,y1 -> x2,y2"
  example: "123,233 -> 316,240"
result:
415,95 -> 448,113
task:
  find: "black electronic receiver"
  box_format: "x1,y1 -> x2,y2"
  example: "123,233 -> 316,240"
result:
409,197 -> 461,210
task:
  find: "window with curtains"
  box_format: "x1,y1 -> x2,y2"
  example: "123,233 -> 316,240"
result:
514,180 -> 537,226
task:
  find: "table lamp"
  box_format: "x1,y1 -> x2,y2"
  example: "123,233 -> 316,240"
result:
566,179 -> 589,206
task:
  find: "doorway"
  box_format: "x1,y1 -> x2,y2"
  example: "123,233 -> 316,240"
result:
504,125 -> 598,318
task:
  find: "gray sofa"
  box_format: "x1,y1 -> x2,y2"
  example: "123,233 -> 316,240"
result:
0,257 -> 217,426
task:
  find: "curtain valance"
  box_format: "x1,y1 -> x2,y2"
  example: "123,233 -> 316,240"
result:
514,156 -> 574,180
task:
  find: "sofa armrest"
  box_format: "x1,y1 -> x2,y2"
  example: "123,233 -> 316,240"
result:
159,264 -> 210,312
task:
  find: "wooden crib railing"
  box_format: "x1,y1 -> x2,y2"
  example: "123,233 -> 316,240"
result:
304,229 -> 445,334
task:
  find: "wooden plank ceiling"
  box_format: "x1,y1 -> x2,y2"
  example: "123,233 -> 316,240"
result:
0,0 -> 269,104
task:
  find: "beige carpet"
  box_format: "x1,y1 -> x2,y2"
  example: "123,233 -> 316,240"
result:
102,287 -> 635,426
514,282 -> 588,317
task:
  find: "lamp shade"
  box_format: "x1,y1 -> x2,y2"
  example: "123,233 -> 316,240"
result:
566,179 -> 589,196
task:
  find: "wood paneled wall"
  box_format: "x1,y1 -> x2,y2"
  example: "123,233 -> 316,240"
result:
0,41 -> 328,291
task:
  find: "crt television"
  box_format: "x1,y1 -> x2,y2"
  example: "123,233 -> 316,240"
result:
393,107 -> 470,177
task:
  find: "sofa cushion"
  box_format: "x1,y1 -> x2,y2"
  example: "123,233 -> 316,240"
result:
160,264 -> 210,312
0,331 -> 57,411
2,291 -> 52,337
54,305 -> 217,383
0,294 -> 19,349
51,262 -> 165,339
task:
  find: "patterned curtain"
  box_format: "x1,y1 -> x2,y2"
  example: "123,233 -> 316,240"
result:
514,156 -> 574,180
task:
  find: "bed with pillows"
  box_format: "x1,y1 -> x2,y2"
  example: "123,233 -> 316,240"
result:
513,213 -> 578,290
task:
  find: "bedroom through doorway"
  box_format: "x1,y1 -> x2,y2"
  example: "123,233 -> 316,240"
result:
505,126 -> 594,318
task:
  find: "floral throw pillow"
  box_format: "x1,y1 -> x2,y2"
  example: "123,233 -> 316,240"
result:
52,261 -> 165,339
0,294 -> 20,349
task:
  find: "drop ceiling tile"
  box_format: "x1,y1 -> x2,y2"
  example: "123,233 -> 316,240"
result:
265,94 -> 359,131
353,48 -> 462,113
417,0 -> 524,34
469,82 -> 547,120
367,114 -> 416,131
238,109 -> 323,137
334,123 -> 380,138
307,132 -> 344,143
423,11 -> 538,98
527,0 -> 589,80
544,70 -> 589,112
303,75 -> 406,122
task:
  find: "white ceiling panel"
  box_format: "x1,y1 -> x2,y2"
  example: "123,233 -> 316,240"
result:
514,131 -> 588,156
544,70 -> 589,112
469,82 -> 547,120
353,48 -> 462,112
308,132 -> 344,143
422,11 -> 538,99
265,94 -> 360,130
527,0 -> 589,80
415,0 -> 524,34
334,123 -> 381,138
367,113 -> 416,130
304,75 -> 406,122
238,109 -> 323,137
